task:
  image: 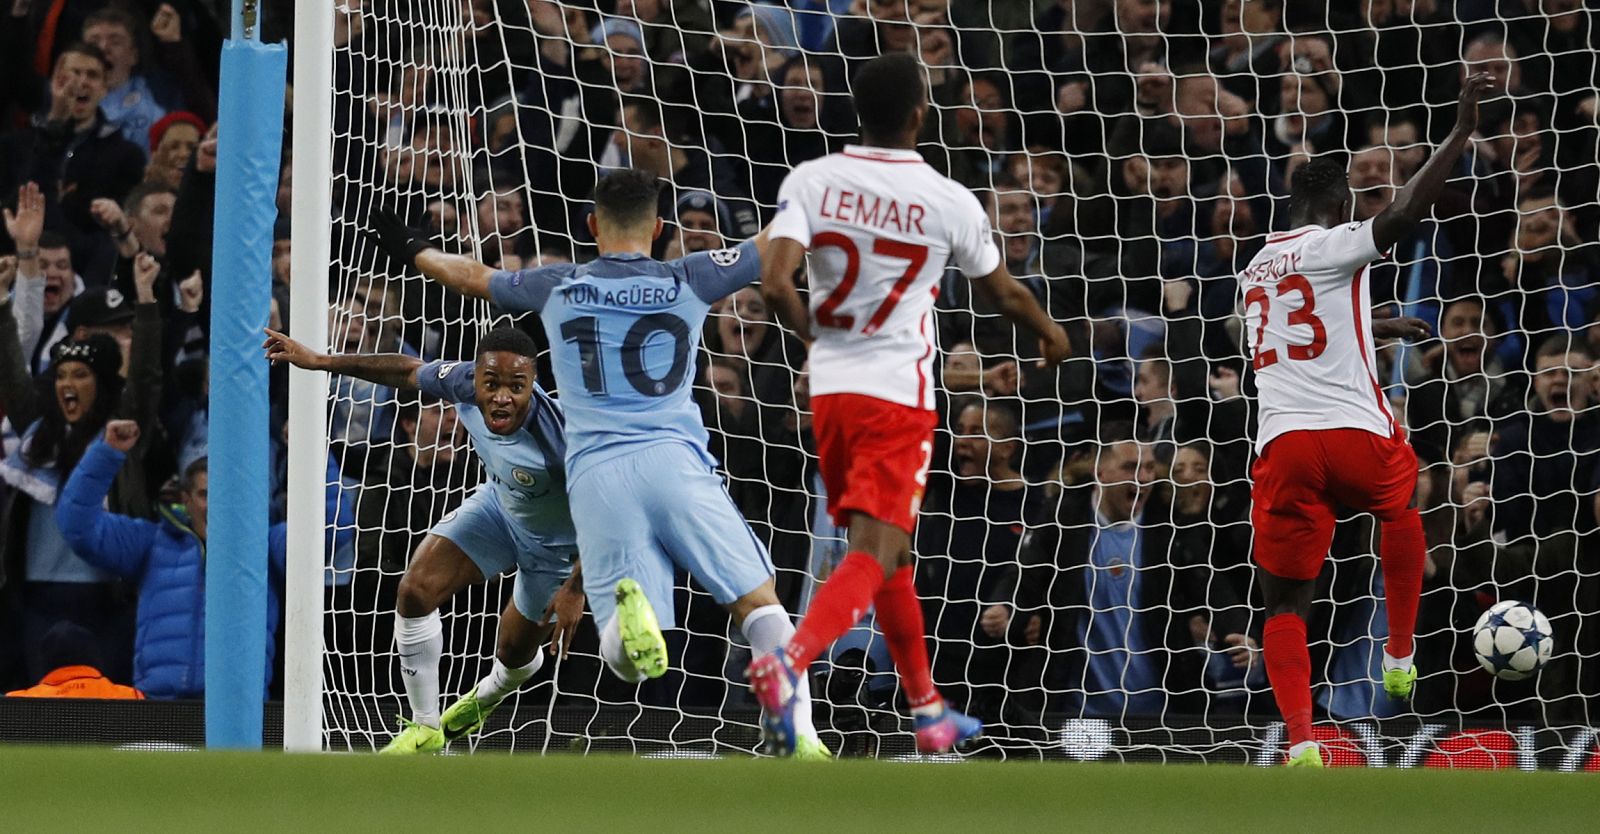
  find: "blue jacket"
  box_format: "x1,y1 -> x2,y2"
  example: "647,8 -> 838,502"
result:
56,439 -> 354,699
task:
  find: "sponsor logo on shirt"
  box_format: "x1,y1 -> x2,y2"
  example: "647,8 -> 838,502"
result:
709,248 -> 741,267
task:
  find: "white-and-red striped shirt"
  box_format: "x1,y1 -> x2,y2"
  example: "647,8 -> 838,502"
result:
767,145 -> 1002,409
1238,219 -> 1397,451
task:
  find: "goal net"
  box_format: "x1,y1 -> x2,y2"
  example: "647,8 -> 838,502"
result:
311,0 -> 1600,766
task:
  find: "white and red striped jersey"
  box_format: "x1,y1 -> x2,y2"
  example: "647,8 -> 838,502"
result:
1238,219 -> 1398,452
767,145 -> 1002,409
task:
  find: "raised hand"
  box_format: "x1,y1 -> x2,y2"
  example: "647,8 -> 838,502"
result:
150,3 -> 183,44
177,270 -> 204,313
89,197 -> 129,234
133,253 -> 161,302
364,209 -> 431,270
1456,72 -> 1494,134
4,182 -> 46,250
196,133 -> 218,173
104,419 -> 141,452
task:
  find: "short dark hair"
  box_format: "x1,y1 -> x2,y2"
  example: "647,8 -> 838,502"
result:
183,457 -> 208,492
84,6 -> 141,39
476,325 -> 539,360
591,168 -> 661,230
56,41 -> 110,73
1535,333 -> 1589,363
853,52 -> 926,142
38,230 -> 70,251
1288,158 -> 1348,217
123,183 -> 175,216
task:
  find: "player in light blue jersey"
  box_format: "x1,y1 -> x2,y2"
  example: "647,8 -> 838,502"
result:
365,169 -> 829,759
265,326 -> 583,754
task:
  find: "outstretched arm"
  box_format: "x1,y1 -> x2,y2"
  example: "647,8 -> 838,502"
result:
366,210 -> 495,299
970,263 -> 1072,366
263,327 -> 422,390
1371,73 -> 1493,254
759,236 -> 813,344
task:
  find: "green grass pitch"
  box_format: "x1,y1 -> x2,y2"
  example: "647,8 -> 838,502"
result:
3,746 -> 1597,832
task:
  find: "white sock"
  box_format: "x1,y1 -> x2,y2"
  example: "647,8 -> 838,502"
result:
1383,647 -> 1414,672
741,604 -> 817,741
1289,740 -> 1320,759
599,616 -> 645,683
394,611 -> 444,727
474,653 -> 544,706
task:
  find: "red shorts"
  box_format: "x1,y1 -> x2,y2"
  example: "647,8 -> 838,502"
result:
1250,428 -> 1419,581
812,393 -> 937,535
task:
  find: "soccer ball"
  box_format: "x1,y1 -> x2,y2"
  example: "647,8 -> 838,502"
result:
1472,600 -> 1554,681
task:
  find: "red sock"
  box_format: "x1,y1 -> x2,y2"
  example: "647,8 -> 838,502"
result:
871,566 -> 940,709
1263,613 -> 1313,746
786,552 -> 885,669
1380,512 -> 1426,661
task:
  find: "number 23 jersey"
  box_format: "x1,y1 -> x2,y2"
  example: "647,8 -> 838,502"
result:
489,241 -> 762,483
768,145 -> 1002,410
1238,218 -> 1398,453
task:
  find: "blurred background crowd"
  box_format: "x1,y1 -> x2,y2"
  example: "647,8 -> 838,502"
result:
2,0 -> 1598,744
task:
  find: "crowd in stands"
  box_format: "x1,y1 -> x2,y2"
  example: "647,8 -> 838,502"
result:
3,0 -> 1598,740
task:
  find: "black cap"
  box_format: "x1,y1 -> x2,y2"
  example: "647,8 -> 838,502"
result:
39,621 -> 104,672
70,286 -> 136,328
53,333 -> 123,381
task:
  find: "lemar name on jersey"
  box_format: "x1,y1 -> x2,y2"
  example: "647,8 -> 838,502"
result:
816,187 -> 927,235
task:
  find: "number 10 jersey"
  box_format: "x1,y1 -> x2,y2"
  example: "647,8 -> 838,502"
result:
1237,218 -> 1398,453
489,240 -> 762,483
768,145 -> 1002,410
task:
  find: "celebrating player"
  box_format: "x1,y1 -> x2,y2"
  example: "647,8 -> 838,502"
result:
1239,73 -> 1494,768
265,326 -> 584,754
364,170 -> 832,759
747,52 -> 1071,756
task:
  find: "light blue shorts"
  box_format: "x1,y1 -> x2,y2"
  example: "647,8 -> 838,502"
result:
569,442 -> 774,630
434,486 -> 577,620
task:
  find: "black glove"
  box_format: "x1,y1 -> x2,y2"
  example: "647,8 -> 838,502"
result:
364,209 -> 431,269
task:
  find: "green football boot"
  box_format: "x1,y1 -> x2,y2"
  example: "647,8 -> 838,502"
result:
440,690 -> 495,741
1383,664 -> 1418,701
793,735 -> 834,762
378,717 -> 444,755
1285,743 -> 1324,768
615,578 -> 668,679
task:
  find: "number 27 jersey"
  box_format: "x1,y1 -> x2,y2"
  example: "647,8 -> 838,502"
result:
768,145 -> 1002,410
1239,219 -> 1398,452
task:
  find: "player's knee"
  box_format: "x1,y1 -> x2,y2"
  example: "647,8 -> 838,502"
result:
395,571 -> 444,617
496,639 -> 539,670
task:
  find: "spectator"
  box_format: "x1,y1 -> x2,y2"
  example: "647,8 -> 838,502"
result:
1491,335 -> 1600,542
142,111 -> 205,190
0,43 -> 145,264
673,190 -> 730,255
4,194 -> 82,376
82,7 -> 182,155
917,400 -> 1044,725
4,622 -> 143,699
1022,436 -> 1193,717
1493,192 -> 1600,358
1405,297 -> 1516,463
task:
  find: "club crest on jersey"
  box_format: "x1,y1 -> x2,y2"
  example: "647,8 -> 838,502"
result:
512,468 -> 537,487
709,248 -> 741,267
